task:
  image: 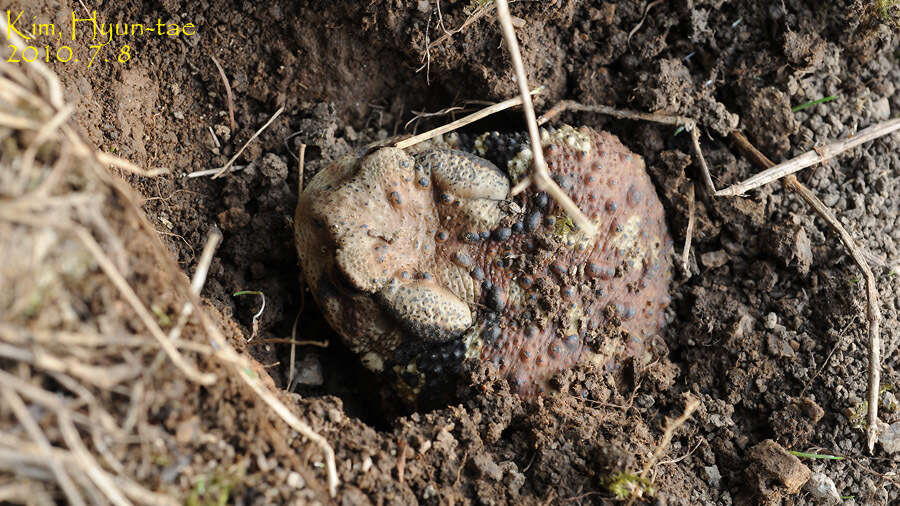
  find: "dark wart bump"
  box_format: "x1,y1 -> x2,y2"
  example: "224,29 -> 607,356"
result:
534,192 -> 549,208
492,227 -> 512,241
436,230 -> 449,242
483,325 -> 501,342
454,252 -> 473,267
627,185 -> 643,206
487,285 -> 506,311
549,343 -> 563,359
524,211 -> 541,232
471,267 -> 485,281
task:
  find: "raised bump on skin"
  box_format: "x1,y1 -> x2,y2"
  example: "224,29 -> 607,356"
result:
378,278 -> 472,342
415,149 -> 509,200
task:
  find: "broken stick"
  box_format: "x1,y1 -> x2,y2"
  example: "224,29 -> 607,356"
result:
729,131 -> 883,453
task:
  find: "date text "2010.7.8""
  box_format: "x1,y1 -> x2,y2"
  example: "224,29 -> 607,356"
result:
6,44 -> 131,67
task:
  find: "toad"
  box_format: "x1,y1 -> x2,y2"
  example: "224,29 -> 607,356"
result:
294,125 -> 673,407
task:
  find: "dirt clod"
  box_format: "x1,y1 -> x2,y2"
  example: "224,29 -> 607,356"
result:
746,439 -> 812,503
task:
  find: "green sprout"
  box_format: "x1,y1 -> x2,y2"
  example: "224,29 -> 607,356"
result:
151,303 -> 172,327
187,471 -> 239,506
791,96 -> 840,113
553,215 -> 576,237
605,472 -> 655,500
788,450 -> 845,460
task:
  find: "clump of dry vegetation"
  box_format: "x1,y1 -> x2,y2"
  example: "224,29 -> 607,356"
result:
0,39 -> 336,505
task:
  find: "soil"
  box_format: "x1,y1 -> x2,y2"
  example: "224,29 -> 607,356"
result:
5,0 -> 900,504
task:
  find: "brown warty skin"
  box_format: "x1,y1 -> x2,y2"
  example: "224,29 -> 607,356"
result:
295,125 -> 673,407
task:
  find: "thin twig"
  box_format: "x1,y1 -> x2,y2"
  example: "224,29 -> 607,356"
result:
418,1 -> 496,68
209,55 -> 236,132
681,182 -> 695,277
640,398 -> 700,478
297,143 -> 306,194
167,229 -> 223,342
655,440 -> 703,467
392,89 -> 541,150
206,105 -> 285,179
627,0 -> 665,45
800,319 -> 855,398
537,100 -> 716,195
20,104 -> 75,175
94,151 -> 169,177
186,165 -> 247,178
717,118 -> 900,197
626,398 -> 700,505
404,105 -> 465,131
494,0 -> 596,236
729,130 -> 883,452
288,312 -> 301,391
260,337 -> 329,347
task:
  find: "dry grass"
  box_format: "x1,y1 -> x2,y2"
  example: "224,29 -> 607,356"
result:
0,23 -> 337,505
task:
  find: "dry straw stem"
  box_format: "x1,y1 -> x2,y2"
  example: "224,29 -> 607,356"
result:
392,88 -> 542,150
0,431 -> 177,506
494,0 -> 596,237
418,0 -> 497,80
205,104 -> 285,179
717,118 -> 900,197
729,131 -> 883,453
177,228 -> 340,496
537,100 -> 716,196
167,229 -> 223,342
209,54 -> 236,132
627,397 -> 701,505
681,182 -> 696,277
182,224 -> 338,496
640,398 -> 700,478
